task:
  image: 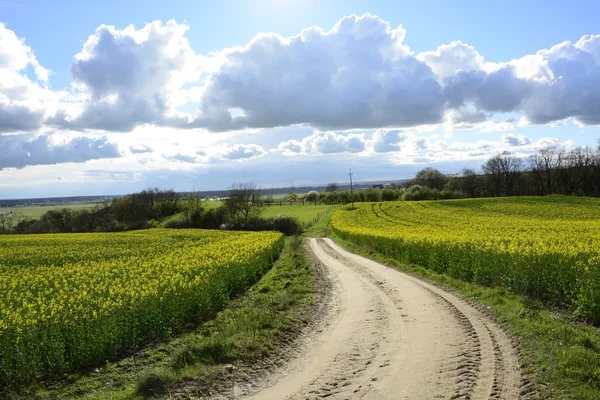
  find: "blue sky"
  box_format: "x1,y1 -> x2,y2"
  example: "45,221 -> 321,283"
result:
0,0 -> 599,198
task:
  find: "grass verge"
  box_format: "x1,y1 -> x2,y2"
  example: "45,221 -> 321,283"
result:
332,234 -> 600,400
24,235 -> 315,399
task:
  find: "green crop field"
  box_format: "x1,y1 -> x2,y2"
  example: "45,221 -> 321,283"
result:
261,204 -> 334,224
2,203 -> 102,219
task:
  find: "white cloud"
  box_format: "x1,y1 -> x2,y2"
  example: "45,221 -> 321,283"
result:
2,15 -> 600,183
129,144 -> 153,154
417,41 -> 484,79
501,133 -> 532,146
49,20 -> 202,132
4,15 -> 600,138
162,153 -> 198,163
162,143 -> 267,163
278,131 -> 368,155
187,14 -> 444,132
371,129 -> 408,152
519,35 -> 600,125
0,23 -> 54,133
0,133 -> 121,169
216,144 -> 266,160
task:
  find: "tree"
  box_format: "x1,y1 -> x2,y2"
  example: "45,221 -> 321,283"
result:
183,192 -> 204,227
530,147 -> 559,195
483,152 -> 523,196
224,182 -> 263,225
363,188 -> 382,202
325,182 -> 339,192
460,168 -> 482,198
284,192 -> 299,205
413,167 -> 447,190
0,213 -> 15,234
305,190 -> 318,204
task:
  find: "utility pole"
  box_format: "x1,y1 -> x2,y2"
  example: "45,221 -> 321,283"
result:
349,168 -> 354,209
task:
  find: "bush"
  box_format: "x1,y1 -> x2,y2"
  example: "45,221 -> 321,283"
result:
267,215 -> 302,236
305,190 -> 318,202
401,186 -> 464,201
381,189 -> 399,201
224,215 -> 301,236
363,188 -> 382,202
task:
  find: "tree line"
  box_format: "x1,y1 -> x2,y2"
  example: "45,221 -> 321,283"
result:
301,143 -> 600,202
2,184 -> 301,236
3,143 -> 598,235
453,144 -> 600,198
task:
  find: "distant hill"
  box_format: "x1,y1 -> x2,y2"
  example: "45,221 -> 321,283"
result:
0,179 -> 412,207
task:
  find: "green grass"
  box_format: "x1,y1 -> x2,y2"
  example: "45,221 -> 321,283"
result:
261,204 -> 335,224
200,200 -> 222,210
3,203 -> 103,219
333,233 -> 600,399
23,236 -> 315,400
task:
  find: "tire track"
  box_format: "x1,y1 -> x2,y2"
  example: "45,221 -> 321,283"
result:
243,238 -> 521,400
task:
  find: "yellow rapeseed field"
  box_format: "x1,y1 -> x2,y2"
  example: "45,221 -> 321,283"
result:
0,229 -> 283,391
332,196 -> 600,323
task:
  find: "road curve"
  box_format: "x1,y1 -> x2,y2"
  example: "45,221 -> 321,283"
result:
246,238 -> 522,400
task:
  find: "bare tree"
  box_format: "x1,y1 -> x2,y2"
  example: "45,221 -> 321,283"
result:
483,152 -> 523,196
224,183 -> 263,225
530,147 -> 559,195
460,168 -> 482,198
482,155 -> 503,196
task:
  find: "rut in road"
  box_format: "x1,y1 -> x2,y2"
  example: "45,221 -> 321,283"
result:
243,238 -> 522,400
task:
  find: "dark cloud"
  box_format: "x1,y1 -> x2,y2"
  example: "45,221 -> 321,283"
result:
0,134 -> 122,169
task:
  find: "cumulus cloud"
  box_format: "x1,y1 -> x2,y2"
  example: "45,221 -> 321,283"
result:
49,20 -> 202,132
0,134 -> 121,169
162,144 -> 267,163
519,35 -> 600,125
0,23 -> 53,133
417,41 -> 484,79
2,14 -> 600,148
187,14 -> 444,131
185,17 -> 600,131
129,144 -> 153,154
501,133 -> 532,146
278,131 -> 368,155
216,144 -> 266,160
371,129 -> 408,152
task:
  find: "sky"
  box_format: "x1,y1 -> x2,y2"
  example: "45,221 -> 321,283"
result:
1,0 -> 600,199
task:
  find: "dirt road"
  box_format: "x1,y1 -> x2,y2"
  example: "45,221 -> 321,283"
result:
246,238 -> 522,400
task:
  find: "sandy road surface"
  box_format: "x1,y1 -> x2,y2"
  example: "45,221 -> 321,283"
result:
245,238 -> 521,400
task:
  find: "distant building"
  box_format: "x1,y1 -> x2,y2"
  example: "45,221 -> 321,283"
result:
372,184 -> 384,189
